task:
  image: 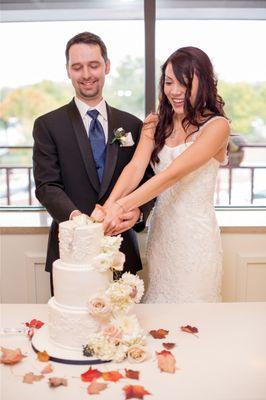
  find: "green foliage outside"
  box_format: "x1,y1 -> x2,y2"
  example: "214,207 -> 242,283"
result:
1,55 -> 266,167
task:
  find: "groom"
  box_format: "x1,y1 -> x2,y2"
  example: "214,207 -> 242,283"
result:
33,32 -> 153,294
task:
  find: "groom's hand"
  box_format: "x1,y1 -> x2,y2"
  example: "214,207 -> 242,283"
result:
108,208 -> 141,236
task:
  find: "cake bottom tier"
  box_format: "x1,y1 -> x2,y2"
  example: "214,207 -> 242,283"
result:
48,298 -> 100,351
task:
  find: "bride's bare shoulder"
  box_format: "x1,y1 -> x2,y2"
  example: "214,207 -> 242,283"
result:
142,113 -> 158,139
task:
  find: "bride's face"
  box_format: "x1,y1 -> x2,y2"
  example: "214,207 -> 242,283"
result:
164,62 -> 199,116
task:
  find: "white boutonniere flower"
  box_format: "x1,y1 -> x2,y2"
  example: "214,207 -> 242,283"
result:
112,127 -> 134,147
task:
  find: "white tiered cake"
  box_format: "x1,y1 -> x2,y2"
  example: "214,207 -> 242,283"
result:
48,216 -> 112,350
32,214 -> 145,364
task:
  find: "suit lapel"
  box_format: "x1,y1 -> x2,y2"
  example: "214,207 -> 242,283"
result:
67,99 -> 100,193
98,104 -> 119,200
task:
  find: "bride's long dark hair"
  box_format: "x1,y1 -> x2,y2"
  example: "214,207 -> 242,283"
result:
151,46 -> 227,164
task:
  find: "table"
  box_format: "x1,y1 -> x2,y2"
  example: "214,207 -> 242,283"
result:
1,303 -> 266,400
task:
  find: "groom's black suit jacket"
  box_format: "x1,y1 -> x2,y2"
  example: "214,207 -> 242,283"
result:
33,99 -> 154,274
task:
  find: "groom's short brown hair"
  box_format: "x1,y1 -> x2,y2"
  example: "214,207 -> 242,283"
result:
65,32 -> 108,63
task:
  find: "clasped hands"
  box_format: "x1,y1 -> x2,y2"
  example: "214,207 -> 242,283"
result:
91,202 -> 140,236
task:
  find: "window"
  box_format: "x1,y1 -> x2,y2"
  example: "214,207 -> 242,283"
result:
156,18 -> 266,206
1,0 -> 265,207
0,3 -> 144,206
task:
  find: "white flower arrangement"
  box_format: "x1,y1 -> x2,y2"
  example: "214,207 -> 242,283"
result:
85,315 -> 146,363
105,273 -> 145,314
105,281 -> 133,314
90,252 -> 115,272
85,333 -> 128,362
101,235 -> 123,253
110,314 -> 144,344
120,272 -> 144,304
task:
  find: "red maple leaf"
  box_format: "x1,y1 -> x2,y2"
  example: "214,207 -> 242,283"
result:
25,319 -> 44,329
102,370 -> 123,382
162,342 -> 176,350
181,325 -> 199,335
123,385 -> 151,399
125,369 -> 140,380
81,367 -> 102,382
149,329 -> 169,339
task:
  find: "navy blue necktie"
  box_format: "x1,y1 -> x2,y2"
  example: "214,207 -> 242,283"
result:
87,109 -> 106,182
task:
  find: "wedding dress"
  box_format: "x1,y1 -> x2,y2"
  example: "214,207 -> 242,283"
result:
144,117 -> 228,303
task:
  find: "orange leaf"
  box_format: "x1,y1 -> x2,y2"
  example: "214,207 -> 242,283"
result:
0,347 -> 26,365
123,385 -> 151,399
37,350 -> 50,362
102,370 -> 123,382
81,367 -> 102,382
23,372 -> 44,384
162,342 -> 176,350
41,363 -> 53,374
87,379 -> 107,394
156,350 -> 176,373
48,377 -> 68,387
149,329 -> 169,339
181,325 -> 199,335
25,319 -> 44,329
125,369 -> 140,380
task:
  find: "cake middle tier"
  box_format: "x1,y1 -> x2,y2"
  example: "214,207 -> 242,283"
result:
53,259 -> 113,308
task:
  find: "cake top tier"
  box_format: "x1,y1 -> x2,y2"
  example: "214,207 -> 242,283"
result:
59,214 -> 103,265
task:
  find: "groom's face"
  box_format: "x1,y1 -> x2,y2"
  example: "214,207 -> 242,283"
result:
67,43 -> 110,106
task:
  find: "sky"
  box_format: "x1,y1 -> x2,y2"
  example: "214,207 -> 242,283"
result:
0,19 -> 265,88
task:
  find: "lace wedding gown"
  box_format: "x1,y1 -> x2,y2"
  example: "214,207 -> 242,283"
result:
144,117 -> 228,303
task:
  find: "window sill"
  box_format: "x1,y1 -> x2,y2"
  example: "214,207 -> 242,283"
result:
0,208 -> 265,234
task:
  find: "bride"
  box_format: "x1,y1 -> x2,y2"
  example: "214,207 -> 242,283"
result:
92,46 -> 230,303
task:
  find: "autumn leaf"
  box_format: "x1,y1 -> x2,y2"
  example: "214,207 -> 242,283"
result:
41,364 -> 53,374
162,342 -> 176,350
0,347 -> 26,365
48,377 -> 68,387
123,385 -> 151,399
81,367 -> 102,382
23,372 -> 44,384
87,379 -> 107,395
156,350 -> 176,373
125,369 -> 140,380
181,325 -> 199,336
37,350 -> 50,362
149,329 -> 169,339
102,370 -> 123,382
25,319 -> 44,329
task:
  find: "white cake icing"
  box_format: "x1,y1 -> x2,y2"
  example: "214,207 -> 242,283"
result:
48,215 -> 115,350
52,260 -> 112,308
59,217 -> 103,264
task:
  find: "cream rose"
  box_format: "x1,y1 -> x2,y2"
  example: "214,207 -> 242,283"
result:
87,296 -> 111,318
112,251 -> 125,271
127,345 -> 147,363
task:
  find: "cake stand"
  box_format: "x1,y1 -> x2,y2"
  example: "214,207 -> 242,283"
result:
31,325 -> 110,365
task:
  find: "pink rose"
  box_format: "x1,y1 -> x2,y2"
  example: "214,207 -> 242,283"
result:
103,325 -> 122,344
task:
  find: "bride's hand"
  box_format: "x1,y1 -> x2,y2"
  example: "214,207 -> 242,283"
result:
102,202 -> 125,234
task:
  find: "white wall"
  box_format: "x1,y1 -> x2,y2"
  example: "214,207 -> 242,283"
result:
1,229 -> 266,303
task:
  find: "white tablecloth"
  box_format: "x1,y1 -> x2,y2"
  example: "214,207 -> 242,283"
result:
1,303 -> 266,400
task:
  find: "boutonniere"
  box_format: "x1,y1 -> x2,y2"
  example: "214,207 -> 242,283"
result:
111,127 -> 134,147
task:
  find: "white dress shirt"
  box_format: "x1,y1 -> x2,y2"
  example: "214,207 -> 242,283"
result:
74,96 -> 108,143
